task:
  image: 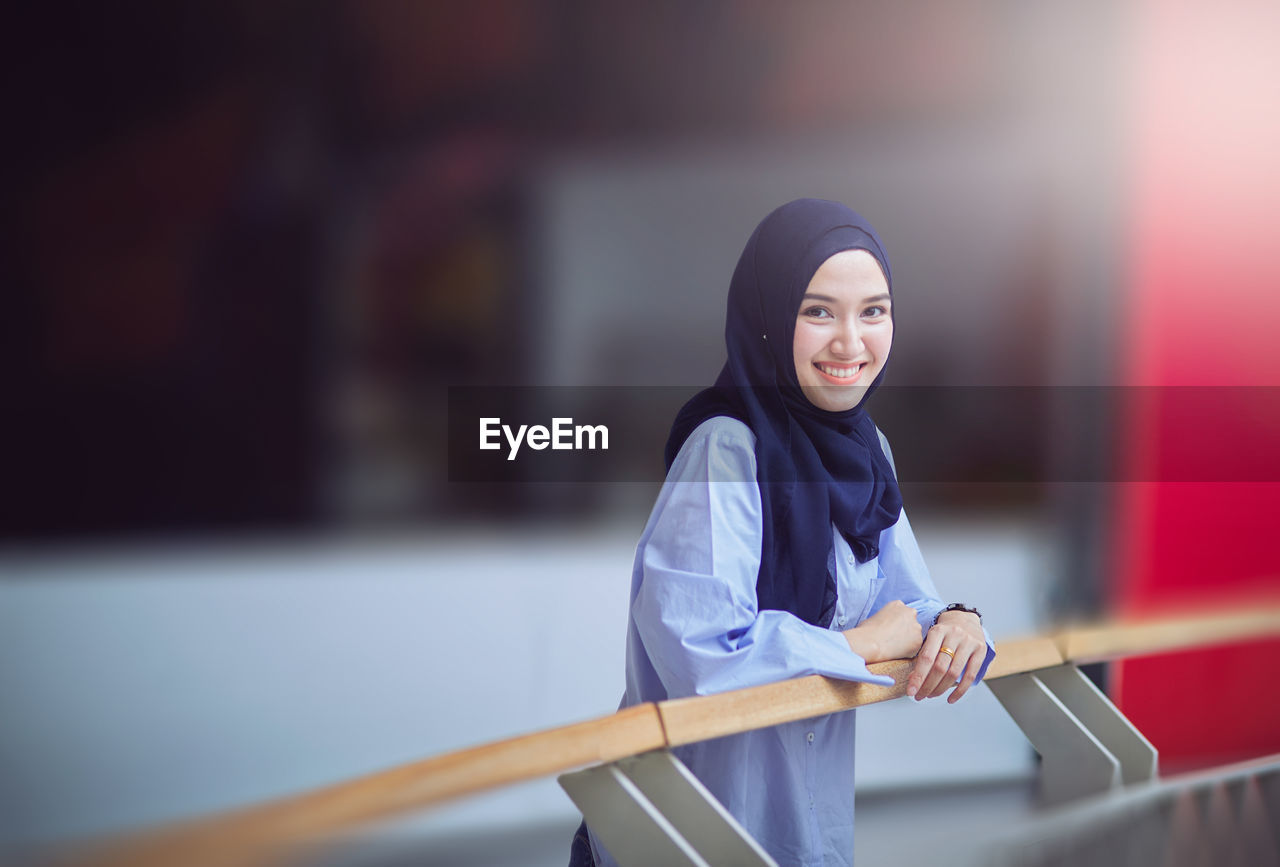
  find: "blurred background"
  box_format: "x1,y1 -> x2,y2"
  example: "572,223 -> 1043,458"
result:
3,2 -> 1279,864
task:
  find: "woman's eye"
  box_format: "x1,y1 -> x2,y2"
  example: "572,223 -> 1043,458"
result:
802,306 -> 833,319
862,305 -> 888,318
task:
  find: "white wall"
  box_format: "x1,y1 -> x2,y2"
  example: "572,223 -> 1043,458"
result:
0,516 -> 1045,854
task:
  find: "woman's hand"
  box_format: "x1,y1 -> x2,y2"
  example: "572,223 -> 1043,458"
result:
843,600 -> 923,664
907,610 -> 986,703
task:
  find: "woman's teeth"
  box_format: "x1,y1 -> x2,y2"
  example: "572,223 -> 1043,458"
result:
818,363 -> 860,379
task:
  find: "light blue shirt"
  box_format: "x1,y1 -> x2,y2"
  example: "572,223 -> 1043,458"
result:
589,417 -> 995,867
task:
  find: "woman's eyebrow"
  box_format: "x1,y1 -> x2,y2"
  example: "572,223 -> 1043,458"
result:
799,292 -> 891,304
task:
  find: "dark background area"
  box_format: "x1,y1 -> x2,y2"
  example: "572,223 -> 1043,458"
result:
6,2 -> 1124,541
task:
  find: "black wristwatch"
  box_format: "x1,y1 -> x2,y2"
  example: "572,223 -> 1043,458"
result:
933,603 -> 982,625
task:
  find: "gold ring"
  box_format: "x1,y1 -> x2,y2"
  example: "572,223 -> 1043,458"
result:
939,647 -> 956,657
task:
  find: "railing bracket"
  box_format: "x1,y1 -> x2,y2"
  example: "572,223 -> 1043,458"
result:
987,664 -> 1157,805
558,749 -> 778,867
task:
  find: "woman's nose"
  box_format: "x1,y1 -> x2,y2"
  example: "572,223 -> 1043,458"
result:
831,319 -> 865,356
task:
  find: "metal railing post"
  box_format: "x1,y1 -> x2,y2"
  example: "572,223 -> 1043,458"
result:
558,750 -> 778,867
986,664 -> 1157,805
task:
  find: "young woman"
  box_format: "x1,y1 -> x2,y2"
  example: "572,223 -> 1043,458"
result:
571,198 -> 994,867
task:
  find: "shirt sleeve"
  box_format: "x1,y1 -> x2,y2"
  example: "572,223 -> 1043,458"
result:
631,418 -> 894,698
873,508 -> 997,684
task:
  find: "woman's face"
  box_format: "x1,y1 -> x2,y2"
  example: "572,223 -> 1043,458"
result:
792,249 -> 893,412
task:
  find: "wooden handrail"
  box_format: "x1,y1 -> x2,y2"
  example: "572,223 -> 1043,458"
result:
70,602 -> 1280,866
1050,605 -> 1280,664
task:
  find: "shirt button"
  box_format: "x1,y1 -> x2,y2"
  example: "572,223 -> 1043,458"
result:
807,732 -> 815,743
838,616 -> 847,626
847,554 -> 855,565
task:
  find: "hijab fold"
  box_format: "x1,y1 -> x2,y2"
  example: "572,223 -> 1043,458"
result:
665,199 -> 902,628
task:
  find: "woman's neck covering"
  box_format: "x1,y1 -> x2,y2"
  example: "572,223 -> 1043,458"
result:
664,198 -> 903,628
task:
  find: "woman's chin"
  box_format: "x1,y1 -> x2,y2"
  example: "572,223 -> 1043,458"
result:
802,384 -> 868,413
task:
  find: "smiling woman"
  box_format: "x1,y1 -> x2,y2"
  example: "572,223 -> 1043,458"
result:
568,199 -> 994,867
793,249 -> 894,413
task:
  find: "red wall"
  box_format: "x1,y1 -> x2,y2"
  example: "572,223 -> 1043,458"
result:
1113,0 -> 1280,769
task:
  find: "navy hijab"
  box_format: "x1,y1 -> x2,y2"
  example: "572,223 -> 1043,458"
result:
664,199 -> 903,628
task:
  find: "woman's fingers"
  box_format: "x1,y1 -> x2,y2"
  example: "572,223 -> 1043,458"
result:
913,624 -> 982,701
947,652 -> 982,704
906,627 -> 943,698
906,613 -> 987,702
917,632 -> 962,699
927,636 -> 975,698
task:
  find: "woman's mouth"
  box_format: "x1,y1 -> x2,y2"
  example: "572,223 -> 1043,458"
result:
814,362 -> 865,384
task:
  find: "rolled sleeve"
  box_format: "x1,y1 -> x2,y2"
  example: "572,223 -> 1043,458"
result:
871,507 -> 996,684
632,418 -> 892,698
